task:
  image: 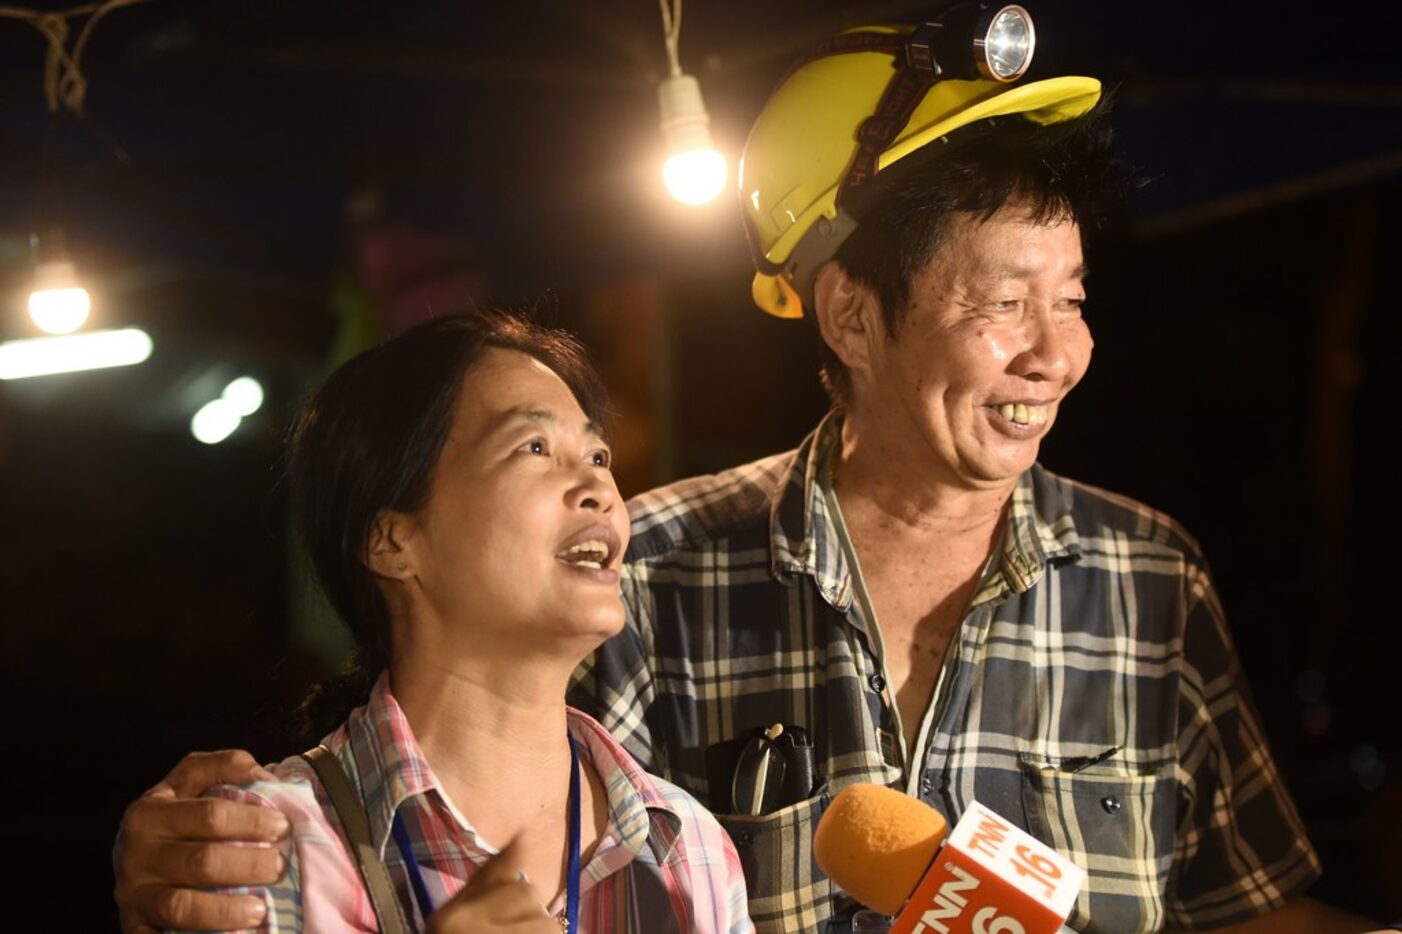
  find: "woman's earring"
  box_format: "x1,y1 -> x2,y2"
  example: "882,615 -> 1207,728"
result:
396,561 -> 407,572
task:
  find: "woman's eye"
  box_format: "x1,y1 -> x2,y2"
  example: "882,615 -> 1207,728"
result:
524,438 -> 548,456
590,449 -> 612,468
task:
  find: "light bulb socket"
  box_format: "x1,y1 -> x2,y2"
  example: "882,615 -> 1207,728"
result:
659,74 -> 715,153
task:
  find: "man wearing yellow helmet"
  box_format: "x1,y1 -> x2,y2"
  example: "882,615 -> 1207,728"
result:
567,17 -> 1377,934
113,10 -> 1385,934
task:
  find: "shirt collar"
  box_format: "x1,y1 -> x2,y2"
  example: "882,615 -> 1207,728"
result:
327,672 -> 441,857
567,709 -> 686,863
329,673 -> 684,861
767,409 -> 855,611
972,465 -> 1084,606
767,410 -> 1083,610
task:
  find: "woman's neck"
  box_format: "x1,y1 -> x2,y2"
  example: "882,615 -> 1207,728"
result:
389,647 -> 576,843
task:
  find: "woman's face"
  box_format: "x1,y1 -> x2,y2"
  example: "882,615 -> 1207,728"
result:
388,348 -> 629,653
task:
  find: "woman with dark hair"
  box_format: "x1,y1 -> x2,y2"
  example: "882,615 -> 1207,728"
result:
183,312 -> 750,933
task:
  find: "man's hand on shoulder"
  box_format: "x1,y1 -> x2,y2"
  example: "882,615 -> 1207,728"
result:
115,750 -> 292,934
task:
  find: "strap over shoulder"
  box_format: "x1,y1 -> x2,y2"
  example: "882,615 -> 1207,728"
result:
301,744 -> 413,934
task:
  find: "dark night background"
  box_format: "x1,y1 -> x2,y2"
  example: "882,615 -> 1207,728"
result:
0,0 -> 1398,928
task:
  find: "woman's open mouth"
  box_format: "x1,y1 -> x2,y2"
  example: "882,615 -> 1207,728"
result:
554,523 -> 621,577
556,539 -> 611,570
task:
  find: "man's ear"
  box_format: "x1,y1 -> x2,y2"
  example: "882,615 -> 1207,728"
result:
812,261 -> 885,383
365,509 -> 417,580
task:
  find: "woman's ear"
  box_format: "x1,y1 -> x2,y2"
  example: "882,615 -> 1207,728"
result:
365,509 -> 416,580
812,261 -> 885,384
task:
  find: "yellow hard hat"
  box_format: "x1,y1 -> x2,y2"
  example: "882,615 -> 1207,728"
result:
739,21 -> 1101,318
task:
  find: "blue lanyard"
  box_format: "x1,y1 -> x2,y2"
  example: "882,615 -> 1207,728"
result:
393,735 -> 584,932
564,734 -> 582,933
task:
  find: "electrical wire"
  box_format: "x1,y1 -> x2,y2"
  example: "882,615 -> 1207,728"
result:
0,0 -> 155,116
656,0 -> 682,77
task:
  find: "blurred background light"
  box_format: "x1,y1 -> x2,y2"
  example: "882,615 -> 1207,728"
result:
0,327 -> 151,380
221,376 -> 264,416
190,397 -> 242,445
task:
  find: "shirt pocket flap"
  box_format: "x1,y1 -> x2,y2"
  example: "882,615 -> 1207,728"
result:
1017,754 -> 1177,934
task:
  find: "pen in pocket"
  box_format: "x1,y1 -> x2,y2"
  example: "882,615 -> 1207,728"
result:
1059,745 -> 1121,773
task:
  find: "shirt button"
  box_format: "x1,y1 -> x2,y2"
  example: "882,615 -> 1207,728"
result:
868,673 -> 886,693
920,776 -> 934,796
735,831 -> 754,848
1100,795 -> 1122,814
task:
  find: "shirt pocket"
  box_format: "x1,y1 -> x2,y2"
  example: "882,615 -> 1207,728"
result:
1017,755 -> 1176,934
713,789 -> 834,934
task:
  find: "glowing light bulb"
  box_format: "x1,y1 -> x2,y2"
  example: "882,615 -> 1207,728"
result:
28,260 -> 91,334
663,148 -> 727,205
191,398 -> 242,445
658,74 -> 727,206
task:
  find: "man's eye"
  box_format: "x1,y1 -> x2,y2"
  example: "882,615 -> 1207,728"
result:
524,438 -> 547,455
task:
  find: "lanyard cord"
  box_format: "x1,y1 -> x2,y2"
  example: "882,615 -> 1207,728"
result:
564,734 -> 583,933
392,735 -> 585,930
391,811 -> 435,922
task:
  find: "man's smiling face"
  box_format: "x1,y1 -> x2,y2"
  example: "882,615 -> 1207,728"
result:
859,203 -> 1093,490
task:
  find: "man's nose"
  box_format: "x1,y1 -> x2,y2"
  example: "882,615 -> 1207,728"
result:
1012,305 -> 1073,382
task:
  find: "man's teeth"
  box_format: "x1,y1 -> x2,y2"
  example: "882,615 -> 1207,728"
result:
559,540 -> 609,567
997,403 -> 1049,426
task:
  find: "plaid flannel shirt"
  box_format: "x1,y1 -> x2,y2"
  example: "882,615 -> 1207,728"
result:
177,673 -> 751,933
570,412 -> 1321,933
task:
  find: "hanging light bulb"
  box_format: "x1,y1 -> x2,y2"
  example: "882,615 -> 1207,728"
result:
28,231 -> 91,335
653,0 -> 725,205
659,74 -> 726,205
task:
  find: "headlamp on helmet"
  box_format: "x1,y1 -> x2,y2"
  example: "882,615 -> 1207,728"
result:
901,4 -> 1036,84
929,3 -> 1036,82
740,3 -> 1098,318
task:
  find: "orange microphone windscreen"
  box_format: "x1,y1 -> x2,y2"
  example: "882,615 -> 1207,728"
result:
813,784 -> 950,915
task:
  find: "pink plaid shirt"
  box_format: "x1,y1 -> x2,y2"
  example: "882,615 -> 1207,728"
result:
192,674 -> 751,933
